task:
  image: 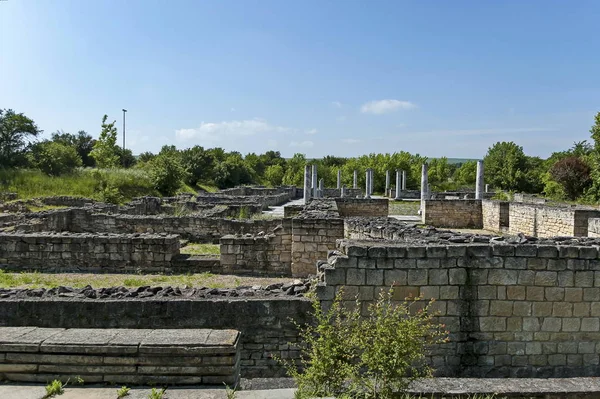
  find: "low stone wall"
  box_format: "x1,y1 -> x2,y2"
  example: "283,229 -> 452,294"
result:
0,233 -> 180,273
514,193 -> 547,204
482,200 -> 509,233
320,239 -> 600,378
509,203 -> 600,238
219,186 -> 298,199
0,327 -> 240,385
335,198 -> 389,217
20,209 -> 283,243
321,188 -> 363,198
423,200 -> 483,229
0,297 -> 312,378
220,221 -> 292,276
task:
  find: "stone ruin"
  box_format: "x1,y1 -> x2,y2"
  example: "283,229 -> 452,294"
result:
2,166 -> 600,386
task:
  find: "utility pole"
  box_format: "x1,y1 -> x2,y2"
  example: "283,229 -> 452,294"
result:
122,109 -> 127,150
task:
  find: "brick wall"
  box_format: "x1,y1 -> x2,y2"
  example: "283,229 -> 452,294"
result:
0,297 -> 312,378
423,200 -> 483,229
335,198 -> 389,217
319,240 -> 600,377
508,203 -> 600,238
0,233 -> 180,273
220,220 -> 292,276
291,217 -> 344,277
482,200 -> 509,233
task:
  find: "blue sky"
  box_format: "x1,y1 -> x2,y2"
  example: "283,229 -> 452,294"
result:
1,1 -> 599,159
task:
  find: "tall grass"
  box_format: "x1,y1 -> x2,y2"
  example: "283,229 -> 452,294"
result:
0,168 -> 159,203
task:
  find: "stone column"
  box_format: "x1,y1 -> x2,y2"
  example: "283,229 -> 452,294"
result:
369,169 -> 374,196
476,160 -> 484,200
303,164 -> 312,204
353,170 -> 358,189
485,184 -> 489,193
337,170 -> 342,189
319,178 -> 324,198
365,170 -> 371,199
420,163 -> 428,215
312,164 -> 318,199
341,185 -> 346,198
402,170 -> 407,190
395,170 -> 401,199
385,170 -> 390,197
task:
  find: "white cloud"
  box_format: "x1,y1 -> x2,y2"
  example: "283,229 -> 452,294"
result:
290,140 -> 314,148
341,138 -> 361,144
175,119 -> 289,142
360,99 -> 416,115
305,128 -> 318,135
331,101 -> 343,108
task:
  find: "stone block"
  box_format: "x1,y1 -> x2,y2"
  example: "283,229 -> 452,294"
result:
506,286 -> 526,300
471,269 -> 489,285
439,286 -> 459,300
526,286 -> 545,301
478,286 -> 497,299
428,270 -> 448,285
535,271 -> 558,286
488,269 -> 518,285
467,245 -> 490,257
573,303 -> 590,317
346,246 -> 367,257
406,247 -> 426,258
513,302 -> 532,317
479,317 -> 506,332
426,246 -> 446,258
542,318 -> 562,332
581,318 -> 600,332
564,287 -> 583,302
558,271 -> 574,287
446,246 -> 466,257
384,270 -> 407,286
367,246 -> 387,258
324,268 -> 346,286
576,271 -> 594,287
584,288 -> 600,302
492,245 -> 515,257
346,269 -> 365,285
562,318 -> 581,332
537,245 -> 559,258
545,287 -> 565,301
559,246 -> 580,259
366,270 -> 384,286
515,245 -> 537,257
420,286 -> 439,300
386,246 -> 406,258
448,268 -> 466,285
408,269 -> 427,285
490,301 -> 513,316
553,303 -> 573,317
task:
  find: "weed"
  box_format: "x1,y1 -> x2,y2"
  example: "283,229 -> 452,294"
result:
117,386 -> 131,398
224,382 -> 237,399
74,376 -> 84,385
44,380 -> 64,398
147,387 -> 166,399
237,206 -> 250,219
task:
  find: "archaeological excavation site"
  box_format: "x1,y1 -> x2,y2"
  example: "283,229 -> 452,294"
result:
3,164 -> 600,397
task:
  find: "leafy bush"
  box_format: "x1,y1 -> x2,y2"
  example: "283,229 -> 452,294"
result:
282,288 -> 448,398
28,141 -> 82,176
549,156 -> 592,200
147,153 -> 185,196
90,115 -> 119,168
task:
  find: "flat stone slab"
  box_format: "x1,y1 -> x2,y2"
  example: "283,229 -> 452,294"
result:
0,327 -> 64,352
139,329 -> 239,355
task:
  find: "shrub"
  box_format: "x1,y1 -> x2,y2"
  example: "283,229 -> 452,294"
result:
549,156 -> 592,200
147,153 -> 185,196
28,141 -> 82,176
282,288 -> 448,399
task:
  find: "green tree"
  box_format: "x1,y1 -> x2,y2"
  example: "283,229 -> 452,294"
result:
148,153 -> 185,196
264,164 -> 284,186
181,145 -> 213,186
586,112 -> 600,201
51,130 -> 96,167
549,156 -> 592,200
483,141 -> 529,192
28,141 -> 82,176
282,153 -> 307,186
453,160 -> 477,186
0,109 -> 41,167
115,147 -> 137,168
90,115 -> 119,168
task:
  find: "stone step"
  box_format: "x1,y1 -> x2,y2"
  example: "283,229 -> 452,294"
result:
0,327 -> 240,385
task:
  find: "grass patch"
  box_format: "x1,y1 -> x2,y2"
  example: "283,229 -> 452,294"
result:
389,200 -> 420,216
180,243 -> 221,256
0,270 -> 288,289
0,168 -> 158,203
197,182 -> 219,193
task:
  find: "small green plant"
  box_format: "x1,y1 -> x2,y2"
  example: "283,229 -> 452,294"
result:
117,386 -> 131,398
74,375 -> 84,385
237,206 -> 250,219
147,387 -> 166,399
44,379 -> 65,398
281,287 -> 448,399
224,382 -> 237,399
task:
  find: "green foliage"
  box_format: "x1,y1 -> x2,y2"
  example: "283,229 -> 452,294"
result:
483,141 -> 530,192
147,153 -> 185,196
0,108 -> 41,167
90,115 -> 119,168
453,160 -> 477,186
282,153 -> 307,186
264,164 -> 284,187
237,206 -> 250,219
282,288 -> 448,398
117,386 -> 131,398
51,130 -> 96,167
115,147 -> 137,168
44,379 -> 64,398
549,156 -> 591,200
147,387 -> 166,399
224,382 -> 237,399
28,141 -> 82,176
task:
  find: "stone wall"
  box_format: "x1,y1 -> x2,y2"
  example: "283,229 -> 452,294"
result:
423,200 -> 483,229
335,198 -> 389,217
0,233 -> 180,273
220,220 -> 292,276
320,239 -> 600,377
508,203 -> 600,238
589,218 -> 600,237
482,200 -> 509,233
291,217 -> 345,277
20,209 -> 283,243
0,297 -> 312,378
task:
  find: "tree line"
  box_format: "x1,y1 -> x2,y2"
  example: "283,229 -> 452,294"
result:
1,108 -> 599,201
